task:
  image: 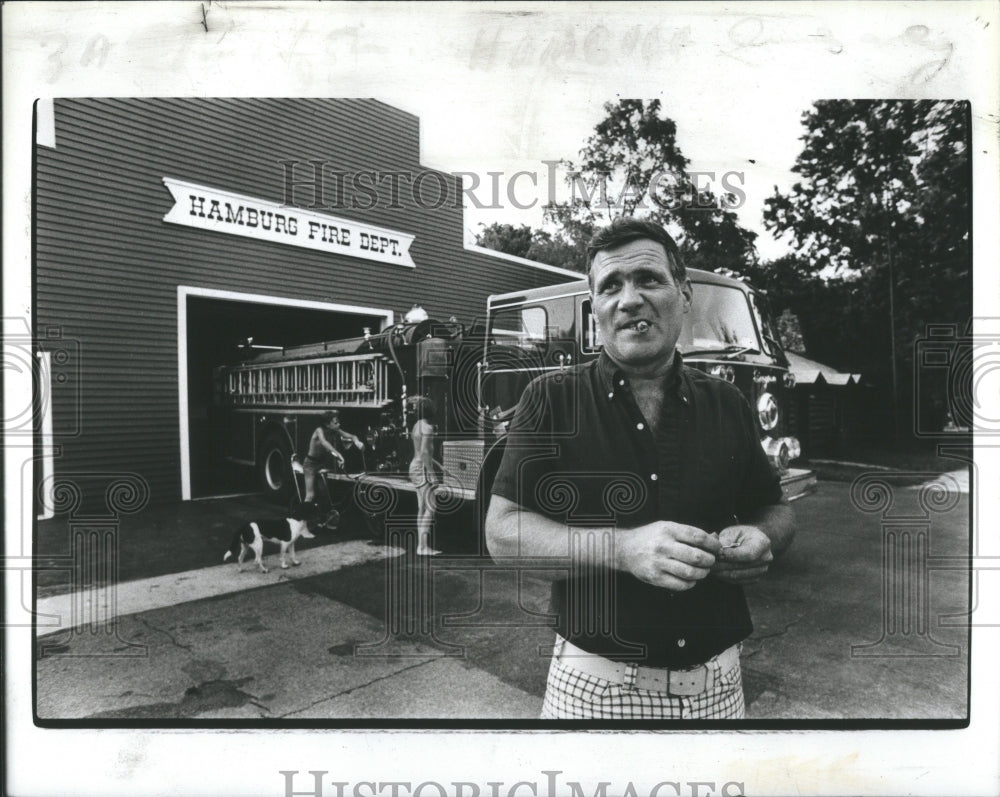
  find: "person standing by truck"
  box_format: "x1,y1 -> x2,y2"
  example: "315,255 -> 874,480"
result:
303,410 -> 365,505
408,397 -> 442,556
486,217 -> 795,720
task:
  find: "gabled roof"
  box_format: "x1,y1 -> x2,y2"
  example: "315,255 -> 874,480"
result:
786,351 -> 863,386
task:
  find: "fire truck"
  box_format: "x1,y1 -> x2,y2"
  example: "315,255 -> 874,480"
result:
213,268 -> 815,517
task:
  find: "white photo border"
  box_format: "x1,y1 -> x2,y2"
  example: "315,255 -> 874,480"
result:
4,2 -> 998,796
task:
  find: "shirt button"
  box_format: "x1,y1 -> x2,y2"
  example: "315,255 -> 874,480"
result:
608,392 -> 614,400
636,422 -> 644,431
677,638 -> 686,648
650,473 -> 658,481
619,379 -> 626,386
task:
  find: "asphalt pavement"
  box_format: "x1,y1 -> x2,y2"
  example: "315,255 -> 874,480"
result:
33,472 -> 971,722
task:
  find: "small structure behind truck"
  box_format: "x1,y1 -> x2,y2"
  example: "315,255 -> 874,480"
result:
213,268 -> 815,525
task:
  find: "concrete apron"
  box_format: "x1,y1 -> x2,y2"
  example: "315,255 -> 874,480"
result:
36,541 -> 405,639
34,543 -> 544,720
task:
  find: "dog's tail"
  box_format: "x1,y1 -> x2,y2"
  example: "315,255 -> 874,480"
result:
223,524 -> 253,562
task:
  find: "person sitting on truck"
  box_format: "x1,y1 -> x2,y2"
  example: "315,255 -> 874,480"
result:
303,410 -> 365,505
486,216 -> 795,720
408,396 -> 442,556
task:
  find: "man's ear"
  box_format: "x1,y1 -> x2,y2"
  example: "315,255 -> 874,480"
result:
681,278 -> 693,311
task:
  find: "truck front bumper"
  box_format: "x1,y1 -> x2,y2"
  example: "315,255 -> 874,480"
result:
781,467 -> 817,502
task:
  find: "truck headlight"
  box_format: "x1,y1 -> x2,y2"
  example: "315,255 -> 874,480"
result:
757,393 -> 779,431
762,436 -> 790,471
709,363 -> 736,383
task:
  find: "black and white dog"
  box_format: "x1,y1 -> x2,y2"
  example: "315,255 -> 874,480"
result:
223,516 -> 315,573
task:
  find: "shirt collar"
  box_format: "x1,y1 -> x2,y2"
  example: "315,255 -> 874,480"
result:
597,349 -> 688,402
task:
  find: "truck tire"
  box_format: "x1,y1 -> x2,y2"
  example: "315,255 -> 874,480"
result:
257,432 -> 293,503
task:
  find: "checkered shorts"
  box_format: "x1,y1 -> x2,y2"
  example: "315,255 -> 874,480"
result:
540,636 -> 745,720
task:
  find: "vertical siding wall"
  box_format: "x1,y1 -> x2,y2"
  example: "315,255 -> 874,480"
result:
35,98 -> 575,502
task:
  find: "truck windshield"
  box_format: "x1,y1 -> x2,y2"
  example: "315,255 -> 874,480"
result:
748,291 -> 783,357
679,283 -> 764,356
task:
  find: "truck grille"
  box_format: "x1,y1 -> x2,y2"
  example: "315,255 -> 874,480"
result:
442,440 -> 486,493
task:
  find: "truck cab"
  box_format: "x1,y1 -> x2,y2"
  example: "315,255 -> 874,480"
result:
482,269 -> 815,501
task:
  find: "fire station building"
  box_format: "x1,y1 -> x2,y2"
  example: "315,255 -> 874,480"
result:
34,98 -> 577,506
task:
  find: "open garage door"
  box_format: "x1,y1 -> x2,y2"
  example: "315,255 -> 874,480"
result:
180,288 -> 390,499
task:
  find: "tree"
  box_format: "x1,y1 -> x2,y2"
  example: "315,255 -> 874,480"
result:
746,255 -> 883,375
475,223 -> 534,260
762,100 -> 971,440
475,222 -> 586,273
475,100 -> 759,275
544,99 -> 759,273
524,229 -> 586,273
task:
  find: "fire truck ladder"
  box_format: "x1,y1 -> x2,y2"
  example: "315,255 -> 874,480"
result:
225,353 -> 391,409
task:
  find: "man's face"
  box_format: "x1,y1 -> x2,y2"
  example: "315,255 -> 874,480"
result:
326,416 -> 340,430
591,238 -> 692,373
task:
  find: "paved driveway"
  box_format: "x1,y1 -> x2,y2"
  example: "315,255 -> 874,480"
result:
34,477 -> 969,722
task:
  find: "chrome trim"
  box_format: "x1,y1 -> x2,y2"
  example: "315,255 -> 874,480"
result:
757,393 -> 780,431
781,468 -> 817,502
324,472 -> 476,502
488,288 -> 588,310
481,366 -> 561,374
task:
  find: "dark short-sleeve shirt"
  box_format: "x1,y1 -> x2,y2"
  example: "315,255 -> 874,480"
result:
491,350 -> 783,668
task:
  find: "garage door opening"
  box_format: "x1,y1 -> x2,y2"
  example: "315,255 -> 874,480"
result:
180,288 -> 390,499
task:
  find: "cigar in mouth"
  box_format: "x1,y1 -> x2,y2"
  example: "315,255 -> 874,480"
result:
635,321 -> 650,332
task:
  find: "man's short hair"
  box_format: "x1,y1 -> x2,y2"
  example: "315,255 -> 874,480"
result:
322,410 -> 340,424
586,217 -> 686,288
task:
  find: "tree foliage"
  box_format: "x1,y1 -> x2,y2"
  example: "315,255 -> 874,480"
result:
544,99 -> 759,273
764,101 -> 968,280
476,100 -> 759,274
476,223 -> 533,259
760,100 -> 971,437
475,222 -> 585,272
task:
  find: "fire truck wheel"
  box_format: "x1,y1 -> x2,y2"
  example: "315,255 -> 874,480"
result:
258,432 -> 293,502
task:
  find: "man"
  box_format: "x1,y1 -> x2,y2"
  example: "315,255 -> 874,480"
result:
486,217 -> 794,720
303,410 -> 365,504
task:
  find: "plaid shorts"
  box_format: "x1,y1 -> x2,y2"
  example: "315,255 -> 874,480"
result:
540,636 -> 746,720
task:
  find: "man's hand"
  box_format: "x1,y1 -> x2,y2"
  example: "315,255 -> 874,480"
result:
712,525 -> 774,584
616,521 -> 721,592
